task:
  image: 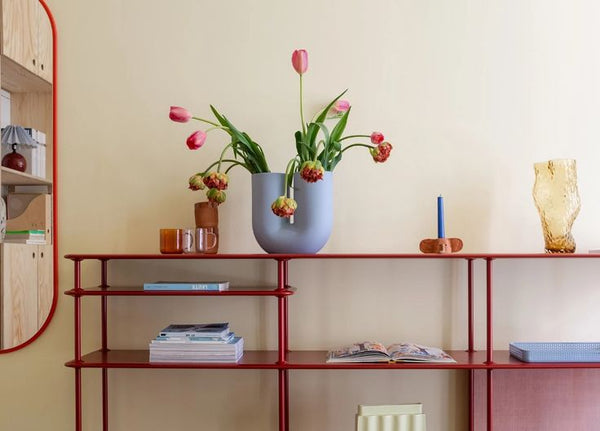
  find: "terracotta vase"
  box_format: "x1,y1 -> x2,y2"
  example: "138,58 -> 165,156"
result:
194,201 -> 218,254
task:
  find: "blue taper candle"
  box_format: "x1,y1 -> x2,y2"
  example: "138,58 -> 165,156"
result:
437,195 -> 445,238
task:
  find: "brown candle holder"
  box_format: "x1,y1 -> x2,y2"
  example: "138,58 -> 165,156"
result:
419,238 -> 463,254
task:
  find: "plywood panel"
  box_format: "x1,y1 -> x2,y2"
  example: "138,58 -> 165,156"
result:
36,244 -> 51,326
35,1 -> 51,83
0,243 -> 37,349
1,0 -> 36,75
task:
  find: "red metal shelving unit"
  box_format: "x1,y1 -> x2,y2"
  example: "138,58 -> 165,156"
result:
64,253 -> 600,431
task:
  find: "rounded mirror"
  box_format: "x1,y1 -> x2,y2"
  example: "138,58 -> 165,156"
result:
0,0 -> 56,352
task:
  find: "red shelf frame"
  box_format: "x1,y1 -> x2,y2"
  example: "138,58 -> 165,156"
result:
65,253 -> 600,431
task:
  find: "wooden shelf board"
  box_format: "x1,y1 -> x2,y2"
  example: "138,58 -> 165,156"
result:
1,166 -> 51,186
1,54 -> 51,93
65,349 -> 600,370
64,285 -> 295,297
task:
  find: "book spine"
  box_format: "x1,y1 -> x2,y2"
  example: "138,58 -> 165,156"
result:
143,283 -> 225,291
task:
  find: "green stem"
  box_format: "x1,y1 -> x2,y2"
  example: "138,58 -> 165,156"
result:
340,143 -> 372,153
224,161 -> 250,174
191,116 -> 221,127
216,143 -> 234,171
339,134 -> 369,142
299,75 -> 307,137
283,157 -> 299,196
201,158 -> 240,175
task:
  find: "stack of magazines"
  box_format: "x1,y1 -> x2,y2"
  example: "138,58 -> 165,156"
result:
149,322 -> 243,363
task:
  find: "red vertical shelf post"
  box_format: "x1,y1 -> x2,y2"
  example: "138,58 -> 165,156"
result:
466,258 -> 475,431
485,258 -> 494,431
100,258 -> 110,431
73,259 -> 83,431
276,257 -> 289,431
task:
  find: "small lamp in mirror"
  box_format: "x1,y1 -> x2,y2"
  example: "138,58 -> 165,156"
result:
1,125 -> 37,172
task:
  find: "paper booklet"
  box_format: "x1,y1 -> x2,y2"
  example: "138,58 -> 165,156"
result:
326,342 -> 456,363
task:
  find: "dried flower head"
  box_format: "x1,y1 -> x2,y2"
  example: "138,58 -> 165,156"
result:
271,196 -> 297,218
203,172 -> 229,190
206,188 -> 226,205
188,174 -> 205,191
299,160 -> 324,183
370,142 -> 393,163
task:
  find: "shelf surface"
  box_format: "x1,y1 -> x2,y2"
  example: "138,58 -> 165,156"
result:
65,350 -> 600,370
1,54 -> 52,93
64,285 -> 295,297
64,252 -> 600,261
1,166 -> 52,186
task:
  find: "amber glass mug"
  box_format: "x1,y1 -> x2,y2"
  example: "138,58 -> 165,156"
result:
159,229 -> 183,254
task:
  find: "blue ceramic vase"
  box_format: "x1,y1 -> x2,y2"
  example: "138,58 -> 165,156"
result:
252,172 -> 333,254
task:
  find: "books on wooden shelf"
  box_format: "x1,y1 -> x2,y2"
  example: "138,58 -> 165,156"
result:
327,342 -> 455,363
356,403 -> 426,431
158,322 -> 231,338
143,281 -> 229,291
3,229 -> 46,244
150,322 -> 243,363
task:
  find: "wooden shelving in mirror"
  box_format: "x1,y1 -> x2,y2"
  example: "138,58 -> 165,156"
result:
0,54 -> 51,93
1,166 -> 51,186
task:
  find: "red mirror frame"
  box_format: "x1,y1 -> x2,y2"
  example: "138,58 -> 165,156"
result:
0,0 -> 57,353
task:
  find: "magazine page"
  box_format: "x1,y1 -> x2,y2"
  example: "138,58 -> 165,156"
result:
326,341 -> 390,363
386,343 -> 456,363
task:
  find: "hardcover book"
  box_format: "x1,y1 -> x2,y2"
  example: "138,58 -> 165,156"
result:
327,342 -> 455,363
143,281 -> 229,291
158,322 -> 230,338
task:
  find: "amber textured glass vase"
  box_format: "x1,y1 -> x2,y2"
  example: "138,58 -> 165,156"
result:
533,159 -> 581,253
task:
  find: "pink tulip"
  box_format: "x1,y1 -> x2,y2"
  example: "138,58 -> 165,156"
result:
370,132 -> 384,145
332,99 -> 350,113
186,130 -> 207,150
169,106 -> 192,123
292,49 -> 308,75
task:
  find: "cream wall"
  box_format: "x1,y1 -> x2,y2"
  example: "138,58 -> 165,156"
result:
2,0 -> 600,430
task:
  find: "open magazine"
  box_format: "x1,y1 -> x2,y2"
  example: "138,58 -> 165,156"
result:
326,341 -> 456,363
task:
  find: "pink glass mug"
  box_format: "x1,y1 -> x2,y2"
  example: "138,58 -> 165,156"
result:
195,227 -> 218,253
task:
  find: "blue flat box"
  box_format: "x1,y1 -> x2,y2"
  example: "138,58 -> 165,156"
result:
509,342 -> 600,363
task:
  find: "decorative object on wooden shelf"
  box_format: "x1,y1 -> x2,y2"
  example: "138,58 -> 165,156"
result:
1,144 -> 26,172
1,126 -> 38,173
194,201 -> 218,253
533,159 -> 580,253
419,195 -> 463,254
252,172 -> 332,253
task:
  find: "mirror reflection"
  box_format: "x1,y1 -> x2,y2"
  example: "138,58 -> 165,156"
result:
0,0 -> 55,350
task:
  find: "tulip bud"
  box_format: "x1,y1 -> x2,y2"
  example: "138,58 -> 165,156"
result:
370,142 -> 393,163
332,99 -> 350,114
203,172 -> 229,190
188,174 -> 205,191
370,132 -> 384,145
299,160 -> 324,183
186,130 -> 207,150
292,49 -> 308,75
169,106 -> 192,123
271,195 -> 297,218
206,188 -> 226,205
